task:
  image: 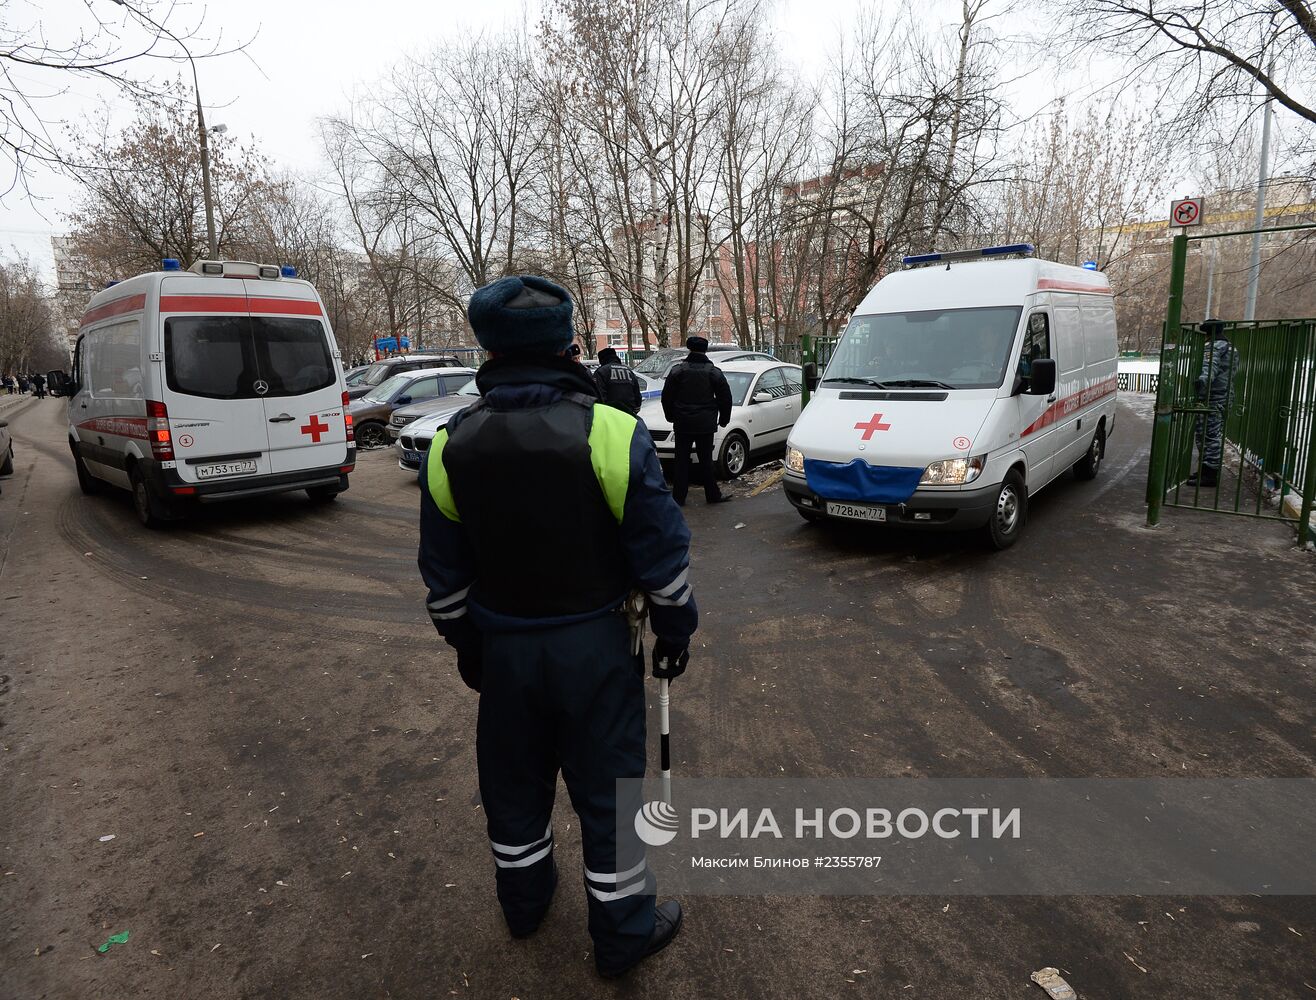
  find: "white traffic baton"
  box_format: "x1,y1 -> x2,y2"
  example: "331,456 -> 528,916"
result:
625,592 -> 672,806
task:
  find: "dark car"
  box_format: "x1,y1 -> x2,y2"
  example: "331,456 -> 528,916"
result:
349,368 -> 466,448
0,416 -> 12,480
346,354 -> 464,400
387,370 -> 478,441
343,364 -> 371,388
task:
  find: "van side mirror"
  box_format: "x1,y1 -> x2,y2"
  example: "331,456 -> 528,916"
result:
803,361 -> 819,391
1027,358 -> 1057,397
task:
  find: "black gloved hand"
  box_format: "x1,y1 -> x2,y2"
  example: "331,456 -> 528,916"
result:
652,637 -> 689,681
455,644 -> 483,693
718,417 -> 729,428
1194,376 -> 1206,400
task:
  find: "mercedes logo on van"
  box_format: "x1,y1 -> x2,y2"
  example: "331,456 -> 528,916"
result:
253,380 -> 269,395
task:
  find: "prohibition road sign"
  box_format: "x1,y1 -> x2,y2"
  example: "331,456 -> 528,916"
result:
1170,197 -> 1203,227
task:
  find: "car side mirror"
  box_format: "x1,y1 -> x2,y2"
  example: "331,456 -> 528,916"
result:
803,361 -> 819,391
1027,358 -> 1057,397
0,420 -> 7,429
752,391 -> 773,404
395,394 -> 412,406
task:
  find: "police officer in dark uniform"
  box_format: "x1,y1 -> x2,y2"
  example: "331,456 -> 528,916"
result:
594,347 -> 642,415
418,275 -> 696,978
660,336 -> 733,506
1188,317 -> 1237,488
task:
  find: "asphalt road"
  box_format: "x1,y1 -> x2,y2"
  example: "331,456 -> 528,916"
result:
1,393 -> 1313,999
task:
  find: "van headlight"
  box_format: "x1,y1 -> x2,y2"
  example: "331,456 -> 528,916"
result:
786,447 -> 805,474
920,456 -> 985,485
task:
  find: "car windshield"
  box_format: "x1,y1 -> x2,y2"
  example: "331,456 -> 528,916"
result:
634,350 -> 683,376
824,306 -> 1024,390
456,378 -> 479,396
364,373 -> 409,402
723,372 -> 755,406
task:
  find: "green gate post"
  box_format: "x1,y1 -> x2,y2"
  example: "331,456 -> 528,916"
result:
801,334 -> 815,407
1146,233 -> 1189,526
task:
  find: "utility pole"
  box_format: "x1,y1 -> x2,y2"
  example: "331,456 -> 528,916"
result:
1243,57 -> 1276,321
111,0 -> 220,260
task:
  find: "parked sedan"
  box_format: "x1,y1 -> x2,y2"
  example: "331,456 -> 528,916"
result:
640,359 -> 803,478
387,369 -> 478,441
350,368 -> 462,449
395,382 -> 482,472
633,345 -> 776,384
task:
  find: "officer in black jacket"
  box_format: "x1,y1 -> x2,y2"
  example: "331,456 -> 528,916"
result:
660,336 -> 733,505
594,347 -> 642,415
418,275 -> 696,978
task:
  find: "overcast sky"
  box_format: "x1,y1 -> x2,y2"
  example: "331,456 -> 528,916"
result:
0,0 -> 1274,280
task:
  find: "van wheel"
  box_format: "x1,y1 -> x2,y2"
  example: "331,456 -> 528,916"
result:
72,445 -> 100,494
983,470 -> 1027,550
1073,426 -> 1104,480
0,442 -> 12,476
717,432 -> 749,479
307,485 -> 340,503
355,422 -> 389,449
129,465 -> 169,529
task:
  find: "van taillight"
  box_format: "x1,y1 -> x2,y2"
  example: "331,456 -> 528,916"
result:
146,399 -> 174,460
342,390 -> 354,443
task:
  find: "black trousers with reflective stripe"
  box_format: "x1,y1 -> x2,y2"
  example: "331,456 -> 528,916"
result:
477,613 -> 655,969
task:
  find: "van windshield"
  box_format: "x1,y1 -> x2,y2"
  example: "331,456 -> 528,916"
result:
165,316 -> 335,399
824,307 -> 1023,390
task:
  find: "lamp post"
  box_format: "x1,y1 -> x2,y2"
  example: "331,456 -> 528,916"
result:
109,0 -> 220,259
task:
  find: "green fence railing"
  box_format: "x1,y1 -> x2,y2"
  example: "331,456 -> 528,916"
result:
1146,224 -> 1316,545
799,334 -> 840,406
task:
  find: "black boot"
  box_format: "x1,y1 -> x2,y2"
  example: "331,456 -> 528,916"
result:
1187,466 -> 1219,487
597,899 -> 683,978
507,860 -> 558,939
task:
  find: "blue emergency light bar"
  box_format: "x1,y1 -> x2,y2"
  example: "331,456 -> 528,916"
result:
1082,260 -> 1099,271
902,243 -> 1035,267
280,265 -> 297,278
162,258 -> 182,271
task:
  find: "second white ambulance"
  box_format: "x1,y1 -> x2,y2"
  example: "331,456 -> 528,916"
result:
68,258 -> 354,527
784,245 -> 1118,548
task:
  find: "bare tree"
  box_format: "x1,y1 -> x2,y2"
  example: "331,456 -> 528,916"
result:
0,252 -> 61,372
0,0 -> 249,200
1043,0 -> 1316,129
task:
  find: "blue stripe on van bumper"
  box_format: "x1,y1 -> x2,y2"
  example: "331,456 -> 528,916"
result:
804,459 -> 923,504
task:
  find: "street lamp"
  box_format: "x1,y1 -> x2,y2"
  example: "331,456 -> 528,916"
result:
109,0 -> 219,260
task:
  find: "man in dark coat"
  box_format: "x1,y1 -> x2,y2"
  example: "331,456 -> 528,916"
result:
418,275 -> 694,978
594,347 -> 642,415
660,336 -> 733,506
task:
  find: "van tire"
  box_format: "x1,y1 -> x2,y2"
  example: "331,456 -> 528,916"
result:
983,470 -> 1027,550
72,444 -> 100,494
130,465 -> 169,529
1073,426 -> 1104,480
355,422 -> 389,449
717,431 -> 749,479
1,442 -> 12,476
307,485 -> 340,503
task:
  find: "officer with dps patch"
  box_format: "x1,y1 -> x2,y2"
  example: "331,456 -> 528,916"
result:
417,275 -> 694,977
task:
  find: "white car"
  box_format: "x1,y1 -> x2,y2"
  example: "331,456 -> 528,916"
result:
632,345 -> 777,385
640,359 -> 804,478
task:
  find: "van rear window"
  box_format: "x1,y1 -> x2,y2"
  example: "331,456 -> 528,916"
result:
166,316 -> 334,399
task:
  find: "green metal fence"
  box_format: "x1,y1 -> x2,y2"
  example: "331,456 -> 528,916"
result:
1146,225 -> 1316,546
799,334 -> 840,406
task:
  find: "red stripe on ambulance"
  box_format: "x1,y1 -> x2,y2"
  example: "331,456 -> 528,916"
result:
159,294 -> 323,316
78,416 -> 150,441
1035,279 -> 1112,296
1020,375 -> 1118,438
81,294 -> 146,327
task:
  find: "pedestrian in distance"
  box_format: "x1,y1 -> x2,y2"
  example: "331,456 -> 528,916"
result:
31,373 -> 46,399
1188,317 -> 1238,488
660,335 -> 733,506
417,274 -> 696,978
594,346 -> 642,416
16,374 -> 29,394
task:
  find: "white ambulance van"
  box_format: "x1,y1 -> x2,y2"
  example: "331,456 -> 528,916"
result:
784,245 -> 1118,549
68,259 -> 355,527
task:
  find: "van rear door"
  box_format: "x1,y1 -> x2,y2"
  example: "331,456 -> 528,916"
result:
159,281 -> 274,484
242,280 -> 346,475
